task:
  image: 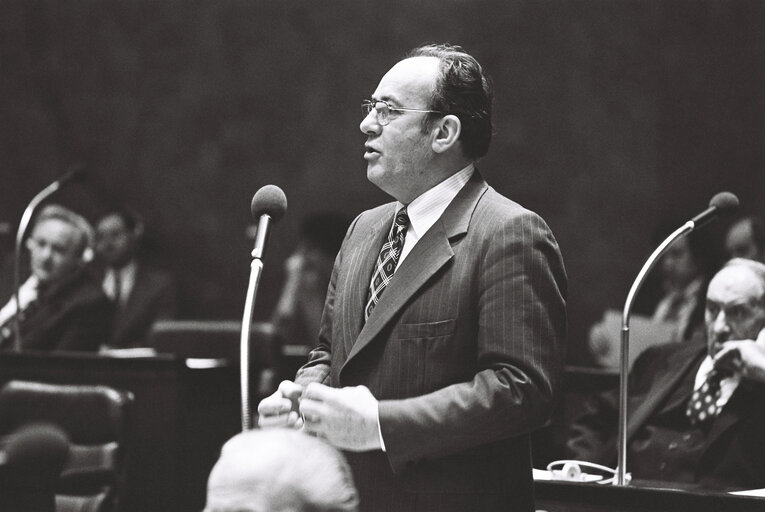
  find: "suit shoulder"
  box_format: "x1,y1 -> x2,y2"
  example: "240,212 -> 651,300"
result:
474,187 -> 556,239
348,202 -> 396,233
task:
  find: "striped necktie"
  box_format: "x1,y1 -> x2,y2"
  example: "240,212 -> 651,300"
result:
365,208 -> 409,321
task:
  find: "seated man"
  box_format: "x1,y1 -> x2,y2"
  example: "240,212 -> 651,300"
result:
204,428 -> 359,512
0,205 -> 112,351
94,207 -> 177,348
567,258 -> 765,490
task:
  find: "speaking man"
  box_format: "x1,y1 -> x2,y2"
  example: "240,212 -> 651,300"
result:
258,44 -> 567,512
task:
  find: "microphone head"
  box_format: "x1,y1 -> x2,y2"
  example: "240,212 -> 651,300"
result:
250,185 -> 287,222
709,191 -> 739,213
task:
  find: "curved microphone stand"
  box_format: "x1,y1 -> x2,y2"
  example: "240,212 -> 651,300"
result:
615,222 -> 692,485
240,213 -> 272,431
12,181 -> 65,351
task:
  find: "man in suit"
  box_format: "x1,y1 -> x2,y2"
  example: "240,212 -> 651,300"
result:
0,205 -> 112,351
258,44 -> 567,512
94,207 -> 177,348
567,258 -> 765,490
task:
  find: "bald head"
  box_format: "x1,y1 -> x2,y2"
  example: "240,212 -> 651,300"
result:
205,429 -> 358,512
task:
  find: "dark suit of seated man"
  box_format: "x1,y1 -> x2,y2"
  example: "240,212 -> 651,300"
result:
0,205 -> 112,352
567,258 -> 765,491
94,207 -> 177,349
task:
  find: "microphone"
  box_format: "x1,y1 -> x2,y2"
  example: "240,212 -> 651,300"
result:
614,191 -> 739,486
250,185 -> 288,260
12,166 -> 88,351
687,191 -> 739,231
241,185 -> 287,431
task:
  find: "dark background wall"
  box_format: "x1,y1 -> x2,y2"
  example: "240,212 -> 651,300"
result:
2,0 -> 763,364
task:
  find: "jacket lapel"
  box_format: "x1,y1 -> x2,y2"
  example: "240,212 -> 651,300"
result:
342,209 -> 394,357
340,172 -> 488,373
627,343 -> 706,441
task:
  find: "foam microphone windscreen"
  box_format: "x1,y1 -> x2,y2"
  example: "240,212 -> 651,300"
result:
250,185 -> 288,222
709,191 -> 739,213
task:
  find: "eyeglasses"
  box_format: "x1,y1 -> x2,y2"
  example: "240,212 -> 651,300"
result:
361,99 -> 442,126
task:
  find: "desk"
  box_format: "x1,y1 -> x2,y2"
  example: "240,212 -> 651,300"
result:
535,480 -> 765,512
0,351 -> 240,512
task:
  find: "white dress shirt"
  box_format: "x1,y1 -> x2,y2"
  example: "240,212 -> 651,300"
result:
103,260 -> 138,308
394,163 -> 475,267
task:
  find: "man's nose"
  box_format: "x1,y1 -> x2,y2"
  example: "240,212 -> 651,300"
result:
360,110 -> 381,135
711,310 -> 731,336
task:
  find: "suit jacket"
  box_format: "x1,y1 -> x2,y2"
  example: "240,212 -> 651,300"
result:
567,339 -> 765,490
106,263 -> 177,348
295,172 -> 568,512
0,268 -> 112,352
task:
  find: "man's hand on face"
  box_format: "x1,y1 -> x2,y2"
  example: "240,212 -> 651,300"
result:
257,380 -> 304,429
299,383 -> 382,452
712,329 -> 765,383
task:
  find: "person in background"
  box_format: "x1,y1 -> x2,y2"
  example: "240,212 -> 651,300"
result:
568,258 -> 765,491
258,43 -> 567,512
588,227 -> 718,366
204,428 -> 358,512
258,212 -> 351,395
724,215 -> 765,263
0,204 -> 111,351
94,207 -> 177,349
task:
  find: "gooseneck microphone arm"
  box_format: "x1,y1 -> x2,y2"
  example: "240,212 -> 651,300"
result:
241,185 -> 287,431
12,167 -> 86,352
616,223 -> 690,485
615,191 -> 738,486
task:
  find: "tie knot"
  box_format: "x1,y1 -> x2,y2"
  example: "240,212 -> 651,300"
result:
394,207 -> 409,228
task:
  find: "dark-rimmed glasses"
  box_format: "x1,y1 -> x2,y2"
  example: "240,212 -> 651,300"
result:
361,99 -> 442,126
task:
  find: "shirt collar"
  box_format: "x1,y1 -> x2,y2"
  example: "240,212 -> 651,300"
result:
395,163 -> 475,239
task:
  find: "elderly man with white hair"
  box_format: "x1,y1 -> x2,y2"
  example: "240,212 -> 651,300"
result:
205,428 -> 359,512
568,258 -> 765,491
0,204 -> 111,351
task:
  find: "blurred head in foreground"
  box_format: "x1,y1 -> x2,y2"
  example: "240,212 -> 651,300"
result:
205,428 -> 359,512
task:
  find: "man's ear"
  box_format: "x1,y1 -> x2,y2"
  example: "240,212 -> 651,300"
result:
431,114 -> 462,154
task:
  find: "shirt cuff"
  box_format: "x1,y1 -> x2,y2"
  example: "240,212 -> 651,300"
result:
377,402 -> 386,452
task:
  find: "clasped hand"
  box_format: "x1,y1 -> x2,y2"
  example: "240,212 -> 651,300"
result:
712,330 -> 765,383
257,380 -> 382,452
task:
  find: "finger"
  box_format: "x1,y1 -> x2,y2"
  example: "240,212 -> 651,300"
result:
278,380 -> 304,400
757,329 -> 765,346
302,382 -> 335,402
299,398 -> 331,420
258,411 -> 299,428
257,397 -> 294,416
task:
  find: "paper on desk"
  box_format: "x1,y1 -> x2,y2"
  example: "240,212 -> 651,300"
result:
730,488 -> 765,497
591,309 -> 677,369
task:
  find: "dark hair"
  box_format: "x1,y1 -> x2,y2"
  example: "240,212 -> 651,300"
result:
100,207 -> 144,236
734,215 -> 765,252
406,44 -> 493,160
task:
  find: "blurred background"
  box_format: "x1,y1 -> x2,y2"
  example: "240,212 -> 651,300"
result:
2,0 -> 764,365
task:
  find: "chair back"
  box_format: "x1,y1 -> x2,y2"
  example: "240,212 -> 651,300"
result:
0,380 -> 134,512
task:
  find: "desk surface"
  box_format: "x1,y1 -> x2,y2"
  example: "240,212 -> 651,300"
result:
535,479 -> 765,512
